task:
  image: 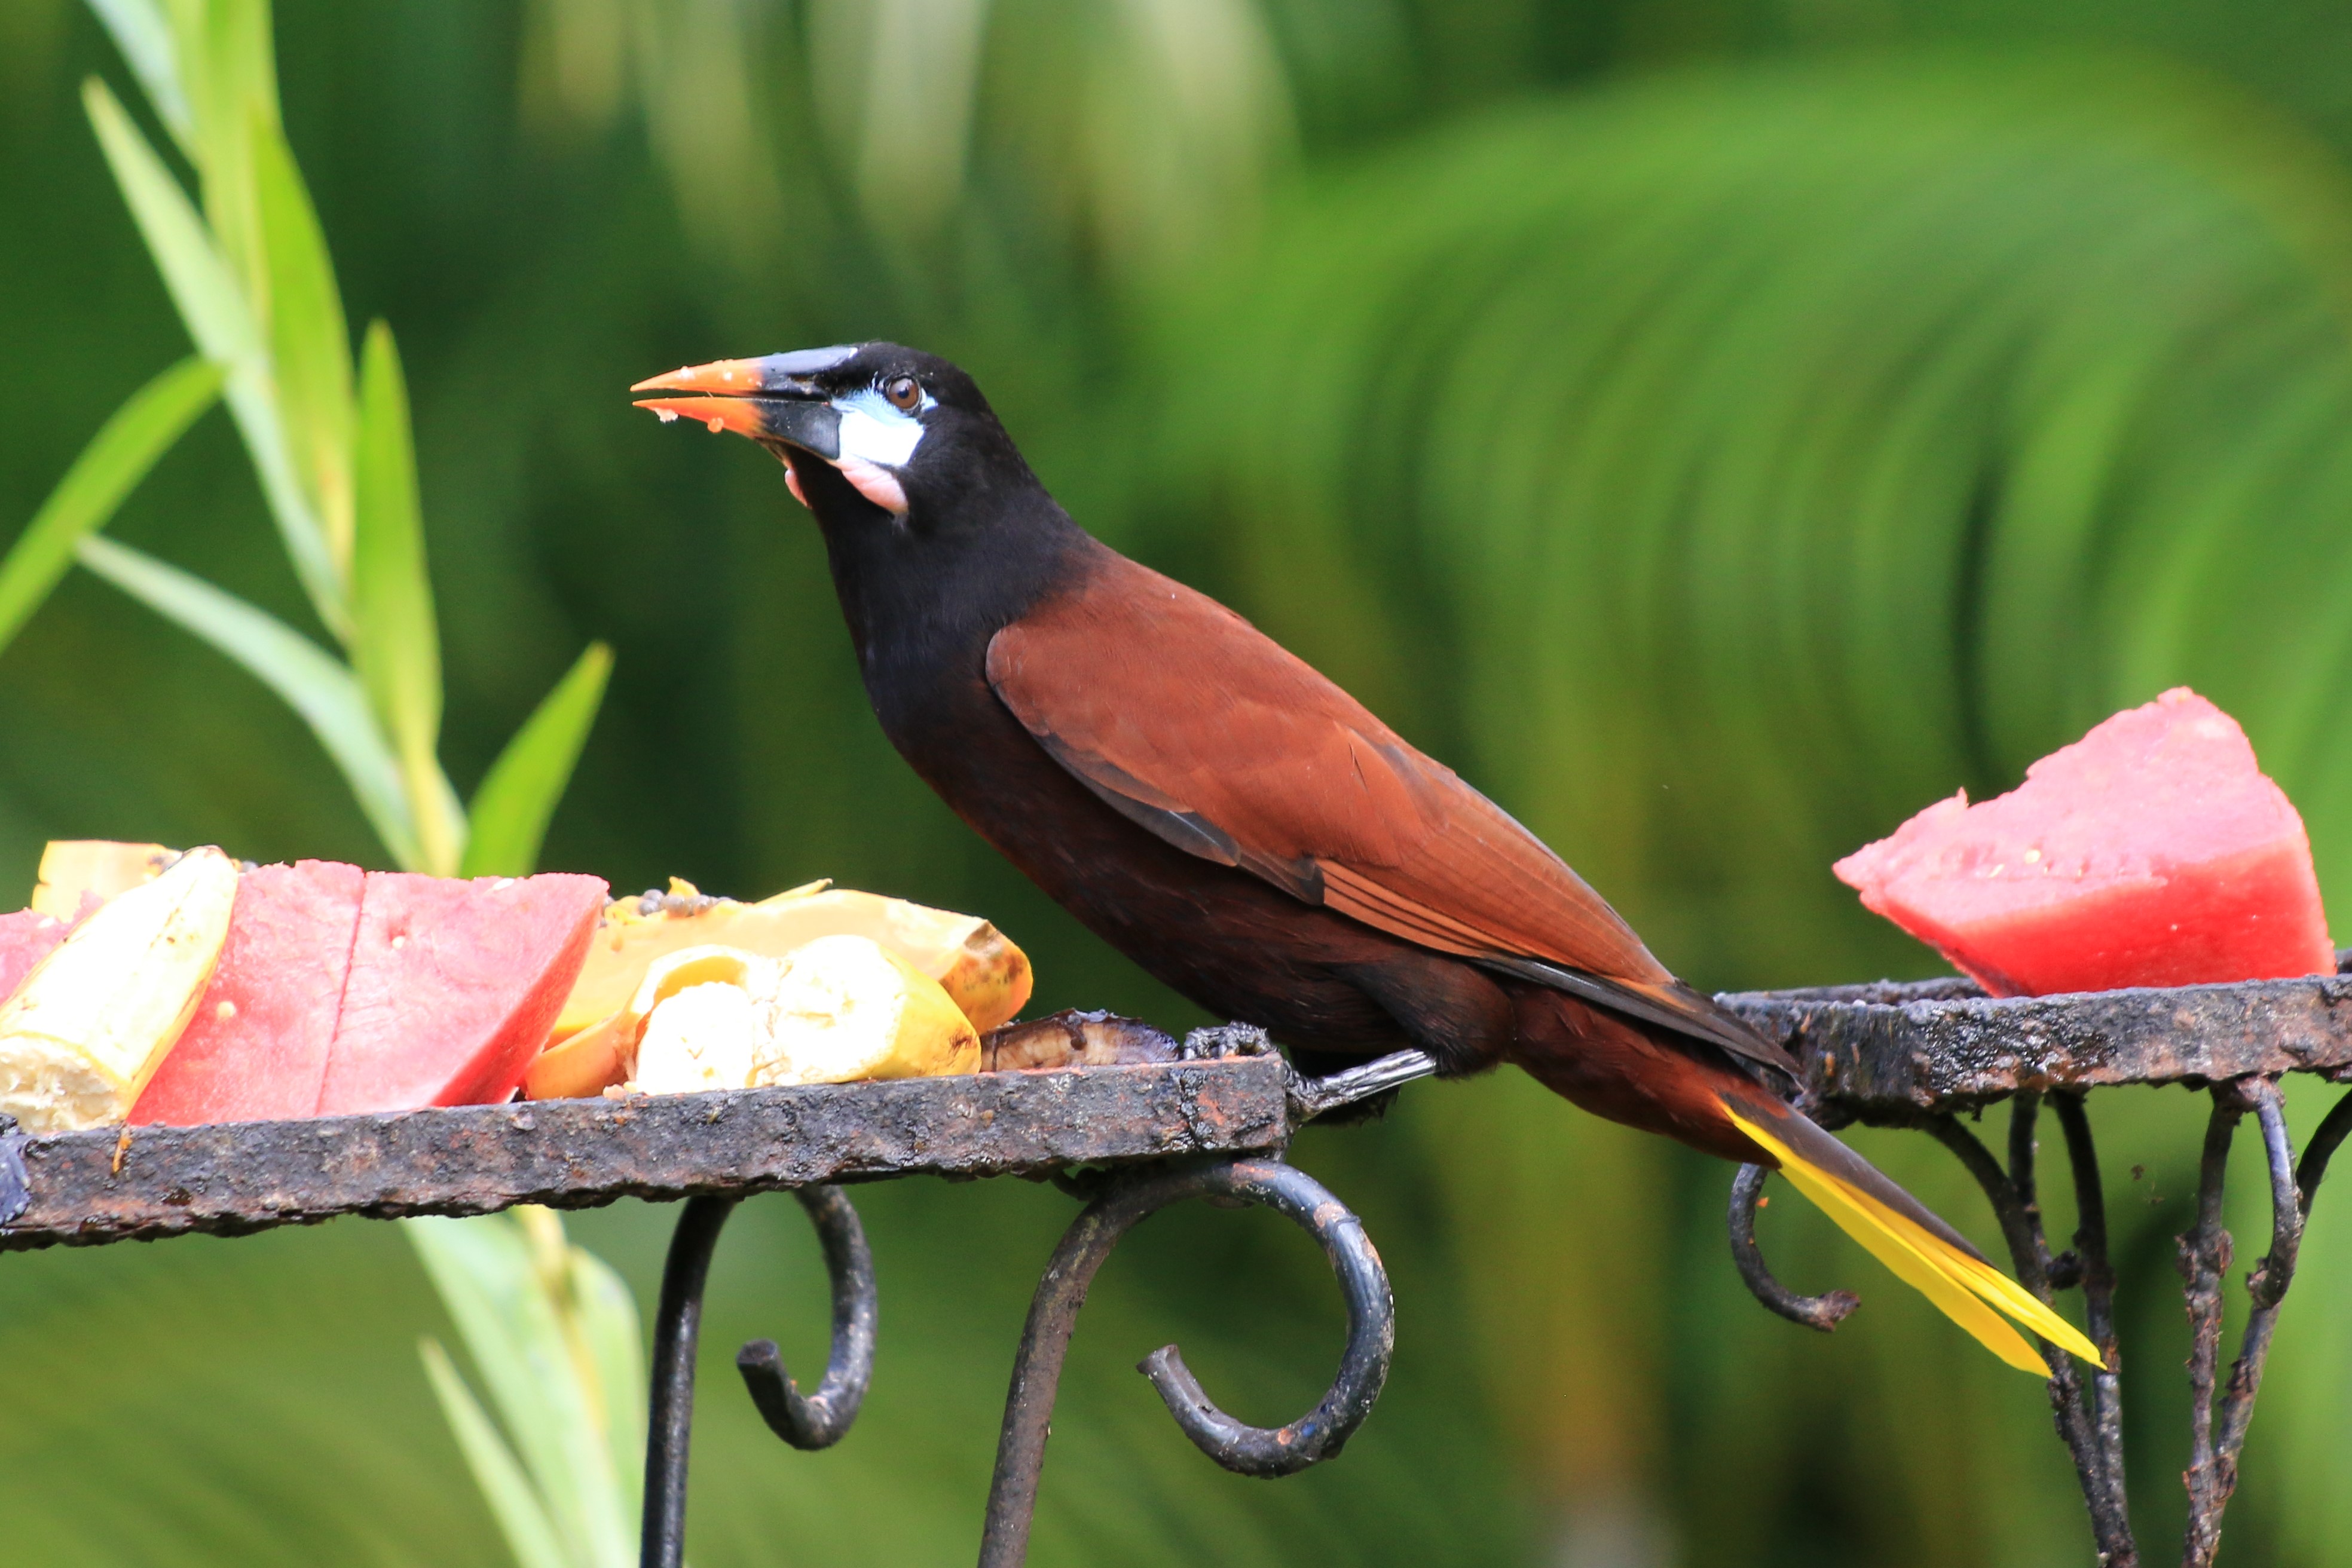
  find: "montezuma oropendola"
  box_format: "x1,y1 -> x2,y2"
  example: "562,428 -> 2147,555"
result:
635,342 -> 2100,1376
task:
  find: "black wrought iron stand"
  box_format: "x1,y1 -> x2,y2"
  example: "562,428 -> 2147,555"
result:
11,972 -> 2352,1566
1721,966 -> 2352,1567
0,1033 -> 1432,1567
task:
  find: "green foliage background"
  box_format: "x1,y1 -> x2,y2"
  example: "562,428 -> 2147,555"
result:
8,1 -> 2352,1563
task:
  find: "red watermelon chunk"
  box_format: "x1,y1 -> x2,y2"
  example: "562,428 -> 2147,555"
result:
1835,688 -> 2333,996
0,909 -> 68,1001
316,871 -> 606,1114
0,902 -> 68,1001
131,860 -> 365,1126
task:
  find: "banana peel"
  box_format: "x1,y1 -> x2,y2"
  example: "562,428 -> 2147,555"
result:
555,879 -> 1030,1039
0,847 -> 238,1132
30,840 -> 176,920
530,935 -> 981,1098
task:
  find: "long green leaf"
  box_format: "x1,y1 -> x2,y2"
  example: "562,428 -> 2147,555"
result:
252,114 -> 356,577
82,76 -> 256,366
84,0 -> 193,154
562,1239 -> 646,1537
74,535 -> 419,869
351,321 -> 461,875
420,1340 -> 572,1568
82,75 -> 345,638
0,357 -> 221,656
186,0 -> 279,309
460,643 -> 612,878
406,1214 -> 633,1568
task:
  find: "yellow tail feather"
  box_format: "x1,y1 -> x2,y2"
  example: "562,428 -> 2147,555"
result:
1724,1107 -> 2106,1375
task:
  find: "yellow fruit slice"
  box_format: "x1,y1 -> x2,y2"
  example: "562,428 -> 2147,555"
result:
520,1007 -> 634,1101
555,880 -> 1030,1037
613,936 -> 981,1096
29,840 -> 176,920
0,847 -> 238,1132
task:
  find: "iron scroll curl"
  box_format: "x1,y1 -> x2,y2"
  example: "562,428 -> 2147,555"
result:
978,1154 -> 1397,1568
640,1185 -> 878,1568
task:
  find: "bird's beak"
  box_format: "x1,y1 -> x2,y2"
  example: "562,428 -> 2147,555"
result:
631,355 -> 842,459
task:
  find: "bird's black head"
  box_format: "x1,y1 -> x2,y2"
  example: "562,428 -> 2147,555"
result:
633,341 -> 1041,537
635,342 -> 1092,683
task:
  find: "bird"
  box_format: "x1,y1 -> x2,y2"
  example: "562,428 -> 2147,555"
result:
633,342 -> 2101,1377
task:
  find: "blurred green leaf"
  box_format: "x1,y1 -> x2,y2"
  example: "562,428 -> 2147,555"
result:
421,1340 -> 573,1568
82,74 -> 257,367
353,321 -> 461,875
252,113 -> 356,578
82,73 -> 343,636
74,534 -> 418,869
407,1211 -> 640,1568
179,0 -> 279,303
83,0 -> 192,153
0,356 -> 220,656
460,642 -> 613,878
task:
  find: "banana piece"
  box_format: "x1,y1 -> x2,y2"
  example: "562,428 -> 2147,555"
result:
29,839 -> 176,920
624,936 -> 981,1096
556,880 -> 1031,1037
0,847 -> 238,1132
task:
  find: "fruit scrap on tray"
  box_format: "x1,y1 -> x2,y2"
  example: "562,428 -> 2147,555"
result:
0,842 -> 1039,1134
525,878 -> 1030,1100
1835,688 -> 2335,995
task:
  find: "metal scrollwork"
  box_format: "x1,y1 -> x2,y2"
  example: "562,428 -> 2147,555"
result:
640,1186 -> 878,1568
978,1154 -> 1396,1568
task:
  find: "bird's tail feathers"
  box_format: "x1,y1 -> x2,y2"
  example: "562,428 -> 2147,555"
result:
1722,1101 -> 2105,1376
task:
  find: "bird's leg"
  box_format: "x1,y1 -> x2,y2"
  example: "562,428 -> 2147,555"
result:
1287,1049 -> 1440,1124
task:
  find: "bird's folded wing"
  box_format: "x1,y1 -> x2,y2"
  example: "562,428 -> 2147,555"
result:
984,558 -> 1792,1075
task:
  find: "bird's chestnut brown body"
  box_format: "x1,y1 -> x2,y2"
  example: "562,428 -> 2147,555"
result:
784,428 -> 1775,1159
632,341 -> 2110,1376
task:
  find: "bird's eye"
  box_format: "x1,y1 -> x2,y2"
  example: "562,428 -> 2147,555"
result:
884,376 -> 922,412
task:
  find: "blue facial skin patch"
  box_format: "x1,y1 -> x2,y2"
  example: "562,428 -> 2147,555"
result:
833,385 -> 935,468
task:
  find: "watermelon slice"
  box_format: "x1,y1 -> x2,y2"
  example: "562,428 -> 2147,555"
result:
1834,688 -> 2334,996
0,909 -> 68,1002
316,872 -> 606,1114
131,860 -> 365,1126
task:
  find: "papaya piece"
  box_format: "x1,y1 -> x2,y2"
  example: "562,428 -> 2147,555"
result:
0,846 -> 238,1132
522,1007 -> 635,1101
608,935 -> 982,1097
30,840 -> 176,920
555,879 -> 1031,1038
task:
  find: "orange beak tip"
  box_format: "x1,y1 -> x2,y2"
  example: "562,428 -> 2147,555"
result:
632,394 -> 769,439
629,357 -> 766,395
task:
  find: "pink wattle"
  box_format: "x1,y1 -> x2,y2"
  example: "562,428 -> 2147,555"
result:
837,457 -> 908,514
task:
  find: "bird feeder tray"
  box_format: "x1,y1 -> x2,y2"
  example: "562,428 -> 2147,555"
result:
0,1031 -> 1420,1568
6,971 -> 2342,1568
0,1053 -> 1298,1252
1724,963 -> 2352,1123
1713,960 -> 2352,1568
